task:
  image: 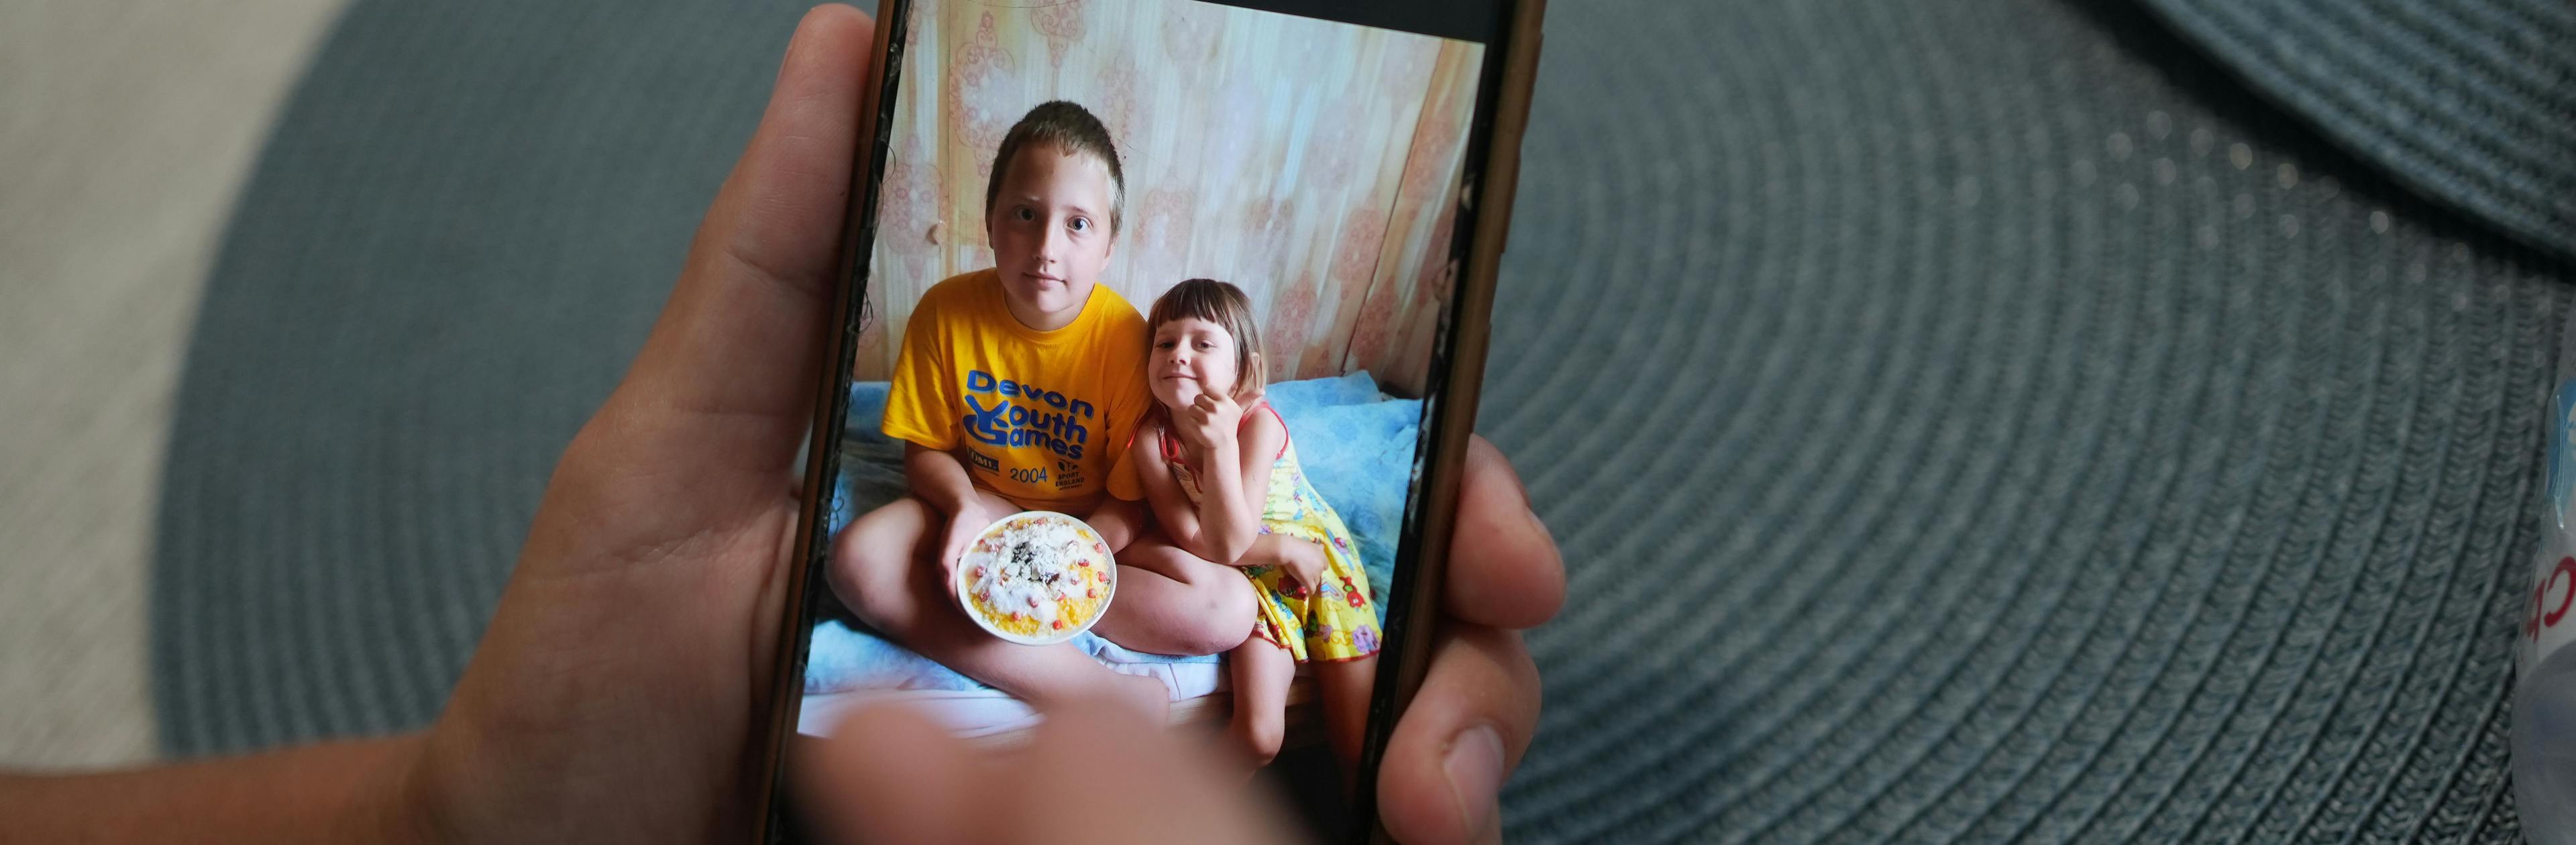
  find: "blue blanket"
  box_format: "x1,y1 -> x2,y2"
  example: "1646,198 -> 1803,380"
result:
808,372 -> 1420,694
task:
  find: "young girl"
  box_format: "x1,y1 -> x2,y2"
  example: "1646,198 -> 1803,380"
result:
1116,278 -> 1384,771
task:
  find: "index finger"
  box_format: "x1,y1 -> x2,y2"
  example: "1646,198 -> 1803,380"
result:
1440,436 -> 1564,629
806,703 -> 987,842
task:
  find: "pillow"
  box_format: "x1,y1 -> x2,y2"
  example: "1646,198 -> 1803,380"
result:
1260,370 -> 1385,409
1264,386 -> 1419,604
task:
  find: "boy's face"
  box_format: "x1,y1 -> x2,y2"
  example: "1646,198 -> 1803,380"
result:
985,143 -> 1118,327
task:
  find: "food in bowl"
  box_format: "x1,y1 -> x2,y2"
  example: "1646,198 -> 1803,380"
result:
957,511 -> 1115,644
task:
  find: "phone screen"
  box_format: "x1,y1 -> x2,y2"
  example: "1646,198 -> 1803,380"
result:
771,0 -> 1519,839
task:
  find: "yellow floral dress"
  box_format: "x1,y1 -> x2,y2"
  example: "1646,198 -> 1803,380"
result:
1159,405 -> 1382,662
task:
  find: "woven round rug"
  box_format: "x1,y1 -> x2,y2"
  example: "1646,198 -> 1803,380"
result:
2137,0 -> 2576,260
157,0 -> 2575,841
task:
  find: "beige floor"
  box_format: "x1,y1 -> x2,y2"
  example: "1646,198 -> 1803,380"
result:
0,1 -> 347,770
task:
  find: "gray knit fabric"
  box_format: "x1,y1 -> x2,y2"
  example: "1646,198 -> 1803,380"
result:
156,0 -> 2575,841
2137,0 -> 2576,260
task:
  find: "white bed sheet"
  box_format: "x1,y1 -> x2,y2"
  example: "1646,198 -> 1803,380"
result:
798,654 -> 1227,739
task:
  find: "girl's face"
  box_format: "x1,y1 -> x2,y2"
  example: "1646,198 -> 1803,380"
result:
1150,317 -> 1241,410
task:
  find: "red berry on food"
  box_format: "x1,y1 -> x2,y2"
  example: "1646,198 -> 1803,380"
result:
1053,620 -> 1065,630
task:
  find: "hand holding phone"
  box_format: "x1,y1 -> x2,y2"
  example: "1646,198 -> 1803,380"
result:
395,3 -> 1556,841
0,6 -> 1559,844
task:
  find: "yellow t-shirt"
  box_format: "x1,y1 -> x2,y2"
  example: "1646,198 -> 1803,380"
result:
881,269 -> 1152,509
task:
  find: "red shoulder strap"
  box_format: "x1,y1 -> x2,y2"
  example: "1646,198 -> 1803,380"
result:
1157,421 -> 1188,467
1259,402 -> 1289,460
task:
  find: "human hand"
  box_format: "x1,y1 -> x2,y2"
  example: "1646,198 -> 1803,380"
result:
1175,386 -> 1254,454
1175,393 -> 1238,453
802,699 -> 1300,844
1256,533 -> 1330,598
936,496 -> 994,600
393,7 -> 879,841
394,6 -> 1566,843
1373,437 -> 1564,844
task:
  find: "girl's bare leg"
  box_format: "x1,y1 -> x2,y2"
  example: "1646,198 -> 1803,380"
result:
1227,637 -> 1297,770
1316,655 -> 1379,780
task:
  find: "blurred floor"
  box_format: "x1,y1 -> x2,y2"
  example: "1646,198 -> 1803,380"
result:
0,0 -> 346,769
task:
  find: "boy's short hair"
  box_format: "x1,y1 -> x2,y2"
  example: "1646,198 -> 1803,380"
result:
985,101 -> 1126,234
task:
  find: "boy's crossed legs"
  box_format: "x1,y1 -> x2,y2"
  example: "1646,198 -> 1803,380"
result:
826,490 -> 1258,720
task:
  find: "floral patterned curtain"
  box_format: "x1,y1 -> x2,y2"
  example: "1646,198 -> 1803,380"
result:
853,0 -> 1485,398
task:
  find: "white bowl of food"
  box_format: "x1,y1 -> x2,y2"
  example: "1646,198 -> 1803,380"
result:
955,511 -> 1116,645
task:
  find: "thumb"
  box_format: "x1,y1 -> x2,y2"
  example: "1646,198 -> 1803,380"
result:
566,6 -> 875,502
808,703 -> 987,842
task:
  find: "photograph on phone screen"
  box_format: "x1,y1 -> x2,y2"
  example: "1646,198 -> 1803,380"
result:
794,0 -> 1487,818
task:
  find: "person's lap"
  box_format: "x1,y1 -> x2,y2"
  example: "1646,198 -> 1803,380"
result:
826,490 -> 1254,701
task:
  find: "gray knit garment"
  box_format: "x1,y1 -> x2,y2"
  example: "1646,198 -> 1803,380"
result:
156,0 -> 2576,840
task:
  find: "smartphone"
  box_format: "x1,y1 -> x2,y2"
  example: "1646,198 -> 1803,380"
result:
757,0 -> 1540,839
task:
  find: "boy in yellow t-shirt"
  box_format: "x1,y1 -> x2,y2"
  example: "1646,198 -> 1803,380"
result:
828,102 -> 1257,717
877,269 -> 1147,509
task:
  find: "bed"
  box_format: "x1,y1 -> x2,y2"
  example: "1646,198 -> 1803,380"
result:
797,372 -> 1420,741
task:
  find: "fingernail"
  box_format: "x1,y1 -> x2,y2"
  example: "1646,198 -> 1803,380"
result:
1443,724 -> 1505,838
